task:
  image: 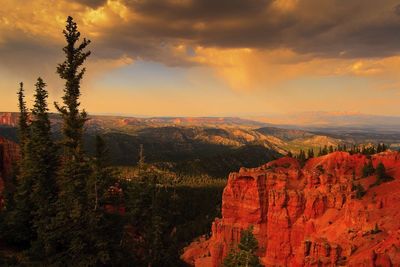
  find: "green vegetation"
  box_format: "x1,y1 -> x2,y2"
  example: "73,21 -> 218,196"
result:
0,17 -> 127,265
307,148 -> 314,159
362,161 -> 375,177
82,130 -> 280,178
223,226 -> 262,267
124,167 -> 224,266
0,16 -> 226,266
296,149 -> 307,167
371,162 -> 394,186
0,14 -> 397,267
371,223 -> 382,234
352,183 -> 366,199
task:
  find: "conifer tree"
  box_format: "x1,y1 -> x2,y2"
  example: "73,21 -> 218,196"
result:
51,16 -> 93,264
55,16 -> 90,157
307,149 -> 314,159
318,147 -> 322,157
322,145 -> 328,155
223,226 -> 262,267
297,149 -> 307,167
374,162 -> 393,185
362,161 -> 375,177
85,135 -> 127,265
382,143 -> 387,151
1,83 -> 28,211
6,83 -> 34,246
28,78 -> 59,260
138,143 -> 145,174
17,82 -> 29,157
377,143 -> 382,153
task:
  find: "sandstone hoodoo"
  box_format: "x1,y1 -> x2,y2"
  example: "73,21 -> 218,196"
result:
182,151 -> 400,266
0,112 -> 18,127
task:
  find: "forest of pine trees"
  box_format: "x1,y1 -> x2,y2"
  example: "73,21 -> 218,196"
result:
293,143 -> 389,164
0,17 -> 224,266
0,17 -> 129,265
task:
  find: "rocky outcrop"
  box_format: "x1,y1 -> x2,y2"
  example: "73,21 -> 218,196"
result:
0,112 -> 18,127
182,151 -> 400,266
0,137 -> 20,208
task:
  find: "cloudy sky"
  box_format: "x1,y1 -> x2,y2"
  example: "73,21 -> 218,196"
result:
1,0 -> 400,117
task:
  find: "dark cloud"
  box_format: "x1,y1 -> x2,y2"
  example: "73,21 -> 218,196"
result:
75,0 -> 108,8
395,3 -> 400,15
76,0 -> 400,67
128,0 -> 270,20
3,0 -> 400,71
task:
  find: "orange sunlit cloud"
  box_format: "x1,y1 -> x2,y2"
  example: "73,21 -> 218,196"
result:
1,0 -> 400,116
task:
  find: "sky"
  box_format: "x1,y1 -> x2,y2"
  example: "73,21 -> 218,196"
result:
1,0 -> 400,117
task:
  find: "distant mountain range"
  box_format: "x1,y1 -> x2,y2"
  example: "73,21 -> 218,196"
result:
247,111 -> 400,133
1,112 -> 399,177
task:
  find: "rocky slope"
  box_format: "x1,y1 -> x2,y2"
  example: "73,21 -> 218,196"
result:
0,113 -> 18,127
0,137 -> 19,208
182,151 -> 400,266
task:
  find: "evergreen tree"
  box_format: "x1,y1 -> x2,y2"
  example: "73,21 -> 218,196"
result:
51,16 -> 94,264
28,78 -> 59,260
352,183 -> 366,199
376,143 -> 387,153
17,82 -> 29,157
1,83 -> 27,211
84,135 -> 127,265
55,16 -> 90,157
374,162 -> 393,185
377,143 -> 382,153
382,143 -> 387,151
223,226 -> 262,267
307,149 -> 314,159
322,145 -> 328,155
138,143 -> 146,174
297,150 -> 307,167
5,83 -> 34,246
362,161 -> 375,177
127,174 -> 167,266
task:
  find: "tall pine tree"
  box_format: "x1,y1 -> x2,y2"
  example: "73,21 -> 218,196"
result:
5,82 -> 34,247
17,82 -> 29,158
28,78 -> 59,260
51,16 -> 93,264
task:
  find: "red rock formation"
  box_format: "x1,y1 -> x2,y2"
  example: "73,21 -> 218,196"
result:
182,151 -> 400,267
0,137 -> 20,208
0,112 -> 18,127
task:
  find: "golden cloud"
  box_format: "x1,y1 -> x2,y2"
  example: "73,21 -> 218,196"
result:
186,47 -> 400,91
1,0 -> 400,94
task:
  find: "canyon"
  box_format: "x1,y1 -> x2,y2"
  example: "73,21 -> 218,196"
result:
182,151 -> 400,266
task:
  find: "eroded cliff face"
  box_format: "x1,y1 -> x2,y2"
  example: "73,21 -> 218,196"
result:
0,137 -> 20,207
182,151 -> 400,266
0,112 -> 18,127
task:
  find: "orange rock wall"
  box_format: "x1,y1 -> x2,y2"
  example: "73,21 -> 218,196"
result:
182,151 -> 400,267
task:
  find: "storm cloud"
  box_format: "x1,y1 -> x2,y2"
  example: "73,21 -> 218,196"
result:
89,0 -> 400,63
1,0 -> 400,68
